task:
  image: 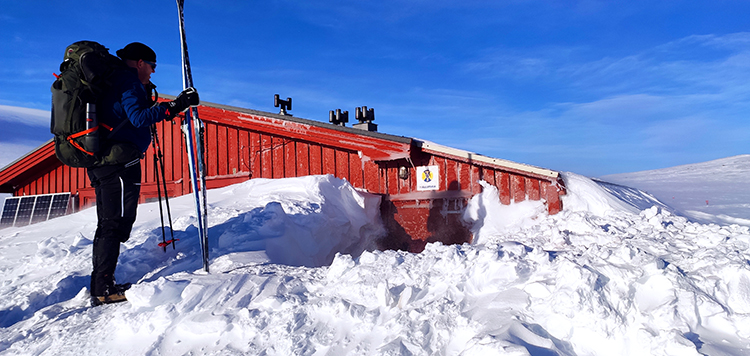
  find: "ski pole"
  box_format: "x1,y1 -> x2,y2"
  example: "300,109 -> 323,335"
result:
150,125 -> 168,252
151,125 -> 178,251
153,124 -> 177,249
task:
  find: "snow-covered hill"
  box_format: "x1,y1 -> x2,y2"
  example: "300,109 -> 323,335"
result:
1,168 -> 749,355
603,155 -> 750,226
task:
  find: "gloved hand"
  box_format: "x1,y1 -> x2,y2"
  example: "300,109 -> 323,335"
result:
160,87 -> 200,120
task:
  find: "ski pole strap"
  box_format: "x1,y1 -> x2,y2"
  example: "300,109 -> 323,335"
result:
146,82 -> 160,107
158,238 -> 179,248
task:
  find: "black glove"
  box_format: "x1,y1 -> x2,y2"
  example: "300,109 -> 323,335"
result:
160,87 -> 200,120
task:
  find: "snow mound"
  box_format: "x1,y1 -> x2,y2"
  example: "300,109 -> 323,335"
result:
463,180 -> 548,245
210,175 -> 384,267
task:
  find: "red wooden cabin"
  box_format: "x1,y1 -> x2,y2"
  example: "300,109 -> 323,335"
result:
0,100 -> 565,251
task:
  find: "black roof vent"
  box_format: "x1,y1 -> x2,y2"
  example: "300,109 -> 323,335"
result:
353,106 -> 377,132
329,109 -> 349,126
274,94 -> 292,116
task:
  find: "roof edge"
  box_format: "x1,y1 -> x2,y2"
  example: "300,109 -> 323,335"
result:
414,139 -> 559,179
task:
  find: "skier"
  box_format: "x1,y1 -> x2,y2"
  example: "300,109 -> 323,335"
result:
88,42 -> 199,306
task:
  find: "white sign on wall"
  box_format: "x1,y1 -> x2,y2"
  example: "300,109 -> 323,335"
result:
416,165 -> 440,191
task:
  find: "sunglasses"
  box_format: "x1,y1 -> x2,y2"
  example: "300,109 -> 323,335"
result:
142,60 -> 157,70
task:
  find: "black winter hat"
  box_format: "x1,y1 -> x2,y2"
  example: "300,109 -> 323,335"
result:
116,42 -> 156,62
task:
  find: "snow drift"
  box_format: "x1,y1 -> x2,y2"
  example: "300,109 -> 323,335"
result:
1,169 -> 749,355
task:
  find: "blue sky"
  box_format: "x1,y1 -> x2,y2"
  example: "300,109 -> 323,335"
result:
1,0 -> 749,176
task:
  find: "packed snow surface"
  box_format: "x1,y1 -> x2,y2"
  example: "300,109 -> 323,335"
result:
1,168 -> 750,355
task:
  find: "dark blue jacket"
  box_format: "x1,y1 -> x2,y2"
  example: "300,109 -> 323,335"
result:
99,67 -> 167,153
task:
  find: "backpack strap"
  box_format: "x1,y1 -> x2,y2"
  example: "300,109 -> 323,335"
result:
65,123 -> 114,156
66,135 -> 94,156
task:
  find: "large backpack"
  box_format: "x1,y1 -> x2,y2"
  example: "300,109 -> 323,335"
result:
51,41 -> 135,168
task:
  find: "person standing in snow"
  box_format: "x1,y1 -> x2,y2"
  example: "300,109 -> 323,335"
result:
88,42 -> 199,306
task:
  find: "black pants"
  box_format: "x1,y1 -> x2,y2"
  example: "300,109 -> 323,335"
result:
87,161 -> 141,297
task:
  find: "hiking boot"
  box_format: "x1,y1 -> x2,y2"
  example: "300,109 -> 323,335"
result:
91,292 -> 127,306
91,284 -> 128,307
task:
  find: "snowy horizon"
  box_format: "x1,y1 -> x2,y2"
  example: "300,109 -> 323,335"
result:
1,155 -> 749,355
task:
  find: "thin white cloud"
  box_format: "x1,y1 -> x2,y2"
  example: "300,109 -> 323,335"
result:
0,105 -> 49,126
464,32 -> 750,98
463,51 -> 552,79
640,116 -> 713,149
0,141 -> 44,169
656,32 -> 750,53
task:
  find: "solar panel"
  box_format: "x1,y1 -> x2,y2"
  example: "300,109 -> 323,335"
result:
0,198 -> 19,227
14,197 -> 35,227
30,195 -> 53,224
49,193 -> 71,219
0,193 -> 72,228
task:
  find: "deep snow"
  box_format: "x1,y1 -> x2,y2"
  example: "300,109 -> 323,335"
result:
0,160 -> 749,355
